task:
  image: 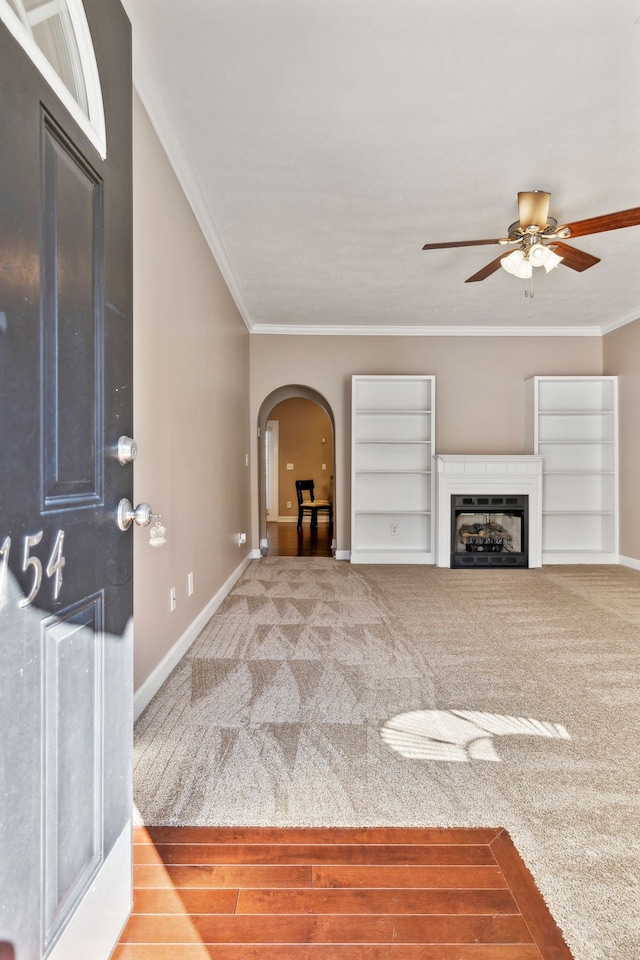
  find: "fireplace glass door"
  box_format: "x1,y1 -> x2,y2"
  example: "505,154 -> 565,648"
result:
451,495 -> 528,567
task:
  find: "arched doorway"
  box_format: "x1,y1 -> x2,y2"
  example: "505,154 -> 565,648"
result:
257,386 -> 335,556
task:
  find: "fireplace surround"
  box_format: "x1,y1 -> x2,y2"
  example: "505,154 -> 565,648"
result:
436,455 -> 543,568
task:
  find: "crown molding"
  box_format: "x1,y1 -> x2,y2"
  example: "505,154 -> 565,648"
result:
599,309 -> 640,335
250,323 -> 605,337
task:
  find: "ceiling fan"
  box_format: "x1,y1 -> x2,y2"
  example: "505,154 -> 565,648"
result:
422,191 -> 640,287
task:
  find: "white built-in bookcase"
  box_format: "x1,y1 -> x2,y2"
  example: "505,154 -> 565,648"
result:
351,375 -> 435,563
524,376 -> 618,563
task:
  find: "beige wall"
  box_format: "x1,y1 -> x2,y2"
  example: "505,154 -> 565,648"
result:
269,398 -> 334,519
250,335 -> 603,553
132,94 -> 251,691
604,317 -> 640,563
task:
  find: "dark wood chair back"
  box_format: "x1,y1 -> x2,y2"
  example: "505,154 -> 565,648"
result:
295,480 -> 332,529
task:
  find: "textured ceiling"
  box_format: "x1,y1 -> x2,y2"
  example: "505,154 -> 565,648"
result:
121,0 -> 640,335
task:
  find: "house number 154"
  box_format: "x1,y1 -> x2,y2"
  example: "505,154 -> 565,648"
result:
0,530 -> 66,609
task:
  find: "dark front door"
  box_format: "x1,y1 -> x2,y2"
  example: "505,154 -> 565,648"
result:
0,1 -> 133,956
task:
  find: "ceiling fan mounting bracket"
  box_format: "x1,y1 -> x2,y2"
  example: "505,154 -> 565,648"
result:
505,217 -> 560,241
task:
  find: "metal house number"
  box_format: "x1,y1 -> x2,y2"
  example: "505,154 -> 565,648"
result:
0,529 -> 66,609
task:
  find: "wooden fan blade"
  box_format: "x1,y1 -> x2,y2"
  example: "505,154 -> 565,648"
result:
561,206 -> 640,239
422,238 -> 501,250
519,191 -> 551,229
465,252 -> 512,283
552,242 -> 601,272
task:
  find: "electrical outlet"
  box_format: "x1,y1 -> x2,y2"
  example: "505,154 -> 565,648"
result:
322,463 -> 326,470
187,572 -> 194,596
286,500 -> 292,508
286,463 -> 294,470
238,532 -> 247,546
391,524 -> 398,535
169,587 -> 176,611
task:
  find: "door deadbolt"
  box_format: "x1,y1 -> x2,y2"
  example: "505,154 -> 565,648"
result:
116,436 -> 138,464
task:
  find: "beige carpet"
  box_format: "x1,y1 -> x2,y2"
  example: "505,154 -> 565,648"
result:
134,559 -> 640,960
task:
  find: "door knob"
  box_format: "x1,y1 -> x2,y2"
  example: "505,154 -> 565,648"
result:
117,498 -> 153,531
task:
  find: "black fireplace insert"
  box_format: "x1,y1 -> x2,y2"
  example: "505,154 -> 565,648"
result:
451,494 -> 528,568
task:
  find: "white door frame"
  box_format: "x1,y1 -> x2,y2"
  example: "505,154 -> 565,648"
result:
266,419 -> 279,521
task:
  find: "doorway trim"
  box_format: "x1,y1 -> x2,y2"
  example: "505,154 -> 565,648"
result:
257,385 -> 336,554
265,419 -> 279,522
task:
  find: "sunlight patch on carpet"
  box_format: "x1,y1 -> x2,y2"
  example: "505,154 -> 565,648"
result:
380,709 -> 571,762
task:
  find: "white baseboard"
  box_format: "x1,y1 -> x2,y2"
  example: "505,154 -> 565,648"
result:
542,551 -> 619,565
134,552 -> 254,720
619,554 -> 640,571
335,550 -> 350,561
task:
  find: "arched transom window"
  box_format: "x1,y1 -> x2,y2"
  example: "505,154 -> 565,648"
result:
0,0 -> 106,157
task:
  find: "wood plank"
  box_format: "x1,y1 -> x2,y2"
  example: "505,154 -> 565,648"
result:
151,842 -> 495,866
132,886 -> 238,914
118,913 -> 206,944
134,863 -> 312,888
236,886 -> 519,915
189,913 -> 533,944
142,825 -> 503,846
112,946 -> 544,960
311,864 -> 507,889
131,841 -> 164,864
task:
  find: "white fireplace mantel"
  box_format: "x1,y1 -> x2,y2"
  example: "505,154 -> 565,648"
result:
435,455 -> 543,568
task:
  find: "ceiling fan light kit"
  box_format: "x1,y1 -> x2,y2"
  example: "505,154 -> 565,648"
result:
422,191 -> 640,292
500,249 -> 532,279
499,241 -> 564,295
529,243 -> 563,272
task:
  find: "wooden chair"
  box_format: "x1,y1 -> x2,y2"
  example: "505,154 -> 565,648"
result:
295,479 -> 333,529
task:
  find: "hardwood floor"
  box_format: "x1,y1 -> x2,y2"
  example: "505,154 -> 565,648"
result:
265,520 -> 333,557
113,826 -> 574,959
